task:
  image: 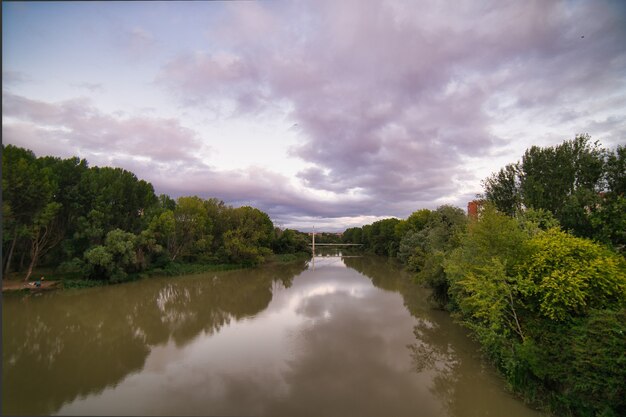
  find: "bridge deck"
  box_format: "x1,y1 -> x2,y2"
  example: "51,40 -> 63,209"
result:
307,243 -> 363,246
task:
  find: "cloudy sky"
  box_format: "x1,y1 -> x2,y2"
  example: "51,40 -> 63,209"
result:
3,1 -> 625,231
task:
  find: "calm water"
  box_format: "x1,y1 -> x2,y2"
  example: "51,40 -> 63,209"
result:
2,252 -> 545,416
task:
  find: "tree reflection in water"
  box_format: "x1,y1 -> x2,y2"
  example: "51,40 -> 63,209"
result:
2,260 -> 307,416
4,256 -> 541,417
343,255 -> 543,417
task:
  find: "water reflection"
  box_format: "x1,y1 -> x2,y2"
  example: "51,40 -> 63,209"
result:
2,260 -> 307,415
3,254 -> 542,416
344,256 -> 545,417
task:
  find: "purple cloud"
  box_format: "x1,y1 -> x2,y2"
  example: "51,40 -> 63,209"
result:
2,92 -> 376,226
2,92 -> 204,166
4,0 -> 625,230
154,0 -> 626,224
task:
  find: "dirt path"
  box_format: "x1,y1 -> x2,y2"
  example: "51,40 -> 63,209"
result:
2,280 -> 60,292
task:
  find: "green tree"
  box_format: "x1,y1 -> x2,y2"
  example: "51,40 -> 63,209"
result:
148,210 -> 176,259
481,136 -> 626,250
520,134 -> 605,238
482,163 -> 521,216
203,198 -> 230,253
74,166 -> 157,244
445,205 -> 530,346
83,229 -> 138,281
408,205 -> 467,306
223,206 -> 274,265
24,202 -> 63,281
273,228 -> 309,254
170,196 -> 211,261
37,155 -> 90,260
591,145 -> 626,252
444,208 -> 626,416
519,228 -> 625,321
2,145 -> 65,279
396,209 -> 432,268
342,227 -> 363,244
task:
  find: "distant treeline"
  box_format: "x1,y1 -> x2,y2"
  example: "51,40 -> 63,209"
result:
342,135 -> 625,417
2,145 -> 310,283
313,232 -> 343,244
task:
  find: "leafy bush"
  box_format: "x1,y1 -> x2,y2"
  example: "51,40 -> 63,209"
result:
444,206 -> 626,417
519,229 -> 625,321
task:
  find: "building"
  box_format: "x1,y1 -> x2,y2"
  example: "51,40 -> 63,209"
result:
467,200 -> 484,219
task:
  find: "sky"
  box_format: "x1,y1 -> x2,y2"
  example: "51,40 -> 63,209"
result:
3,0 -> 626,231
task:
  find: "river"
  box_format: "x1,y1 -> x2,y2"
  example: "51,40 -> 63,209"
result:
2,251 -> 545,416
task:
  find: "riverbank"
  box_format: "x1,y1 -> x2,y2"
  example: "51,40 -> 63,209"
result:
2,252 -> 311,293
2,279 -> 61,292
2,252 -> 543,417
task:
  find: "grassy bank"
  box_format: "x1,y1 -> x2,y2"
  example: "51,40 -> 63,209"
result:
9,252 -> 311,291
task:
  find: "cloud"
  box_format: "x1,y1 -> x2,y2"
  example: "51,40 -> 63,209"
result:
2,92 -> 204,167
2,70 -> 31,86
2,92 -> 377,227
158,51 -> 264,109
70,82 -> 104,93
5,1 -> 625,230
155,0 -> 626,225
114,26 -> 157,61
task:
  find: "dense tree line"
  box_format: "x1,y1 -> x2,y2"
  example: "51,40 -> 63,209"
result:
2,145 -> 310,283
343,136 -> 625,417
482,134 -> 625,252
312,232 -> 342,244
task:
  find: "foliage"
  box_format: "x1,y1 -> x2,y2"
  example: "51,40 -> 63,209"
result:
397,230 -> 424,266
272,228 -> 310,254
170,196 -> 212,261
482,135 -> 624,250
351,205 -> 466,307
482,163 -> 521,216
2,145 -> 66,279
446,205 -> 530,342
519,229 -> 625,321
461,136 -> 626,416
312,232 -> 342,244
222,206 -> 275,265
368,218 -> 401,256
442,204 -> 626,417
2,145 -> 309,282
515,207 -> 560,235
342,227 -> 363,244
83,229 -> 138,282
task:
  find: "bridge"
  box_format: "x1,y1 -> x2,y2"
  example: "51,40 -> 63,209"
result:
307,243 -> 362,246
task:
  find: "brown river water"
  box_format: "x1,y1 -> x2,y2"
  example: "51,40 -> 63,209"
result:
2,250 -> 546,416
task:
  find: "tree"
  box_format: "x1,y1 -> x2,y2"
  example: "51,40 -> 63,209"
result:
2,145 -> 65,279
83,229 -> 138,281
518,228 -> 625,321
405,205 -> 467,306
37,155 -> 89,260
591,145 -> 626,252
223,206 -> 274,265
148,210 -> 176,259
368,218 -> 401,256
75,166 -> 157,242
24,202 -> 63,281
342,227 -> 363,244
203,198 -> 229,253
445,205 -> 530,344
481,135 -> 626,249
169,196 -> 211,261
273,228 -> 309,254
482,163 -> 521,216
519,134 -> 605,238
